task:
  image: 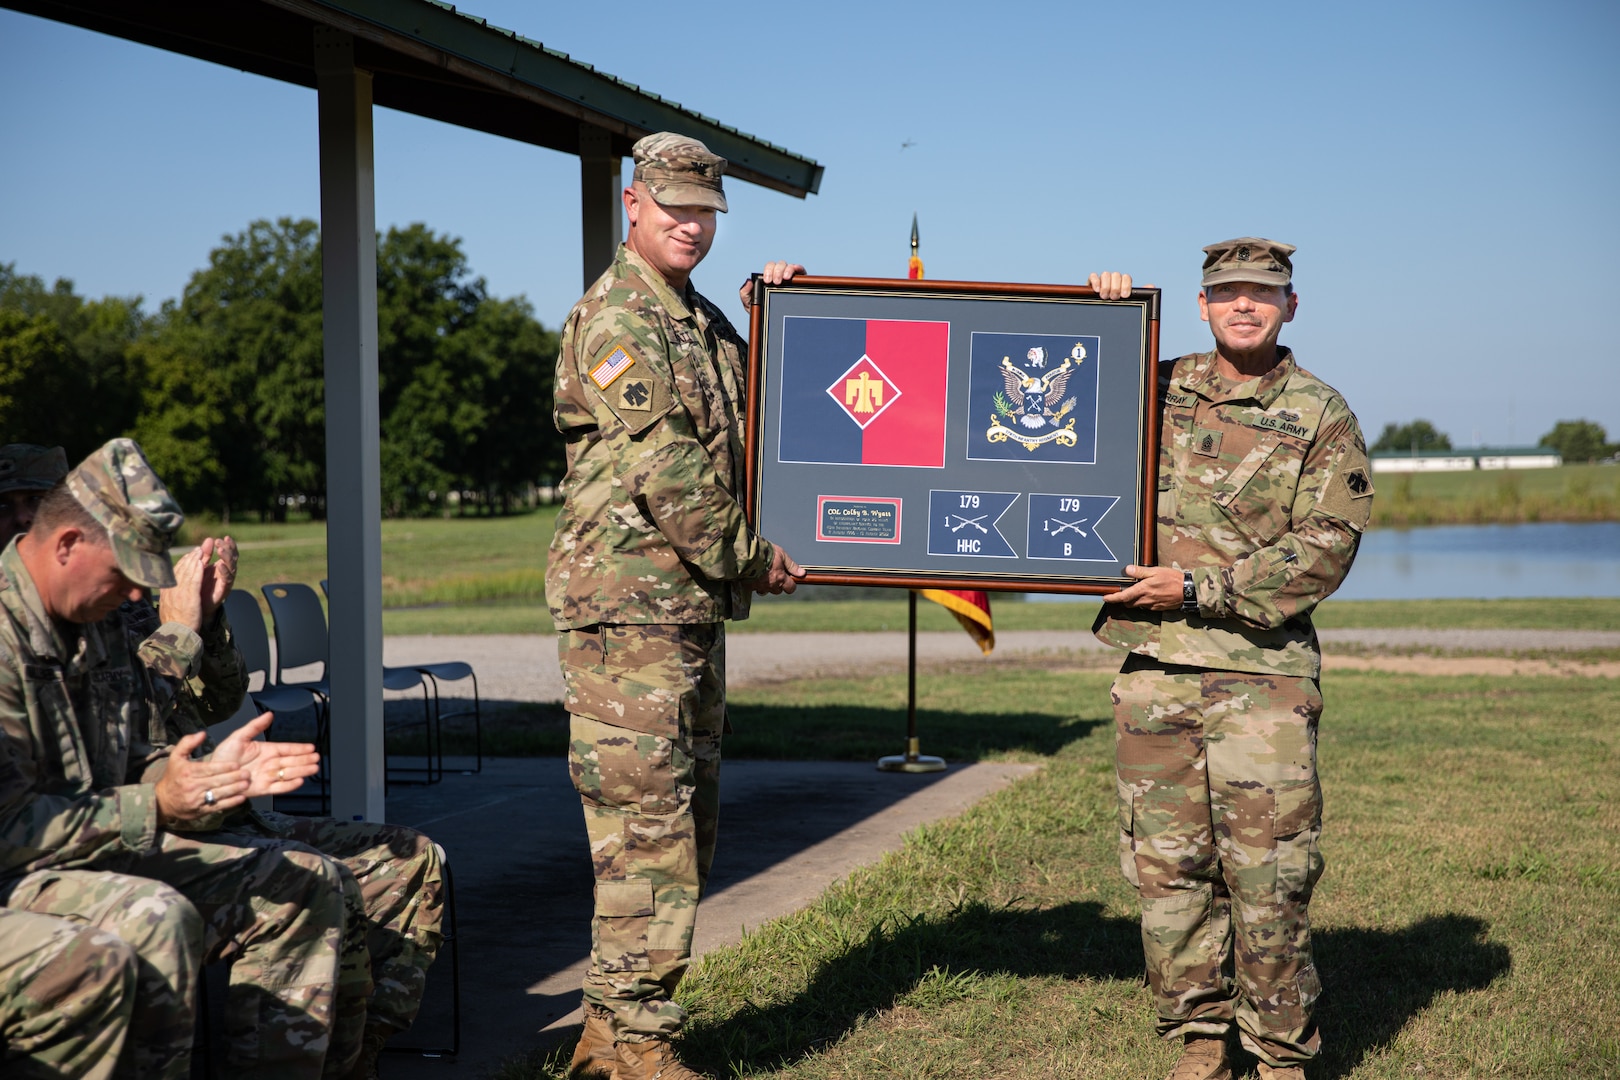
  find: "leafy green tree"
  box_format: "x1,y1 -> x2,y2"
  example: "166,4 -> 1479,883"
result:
136,218 -> 325,519
1372,419 -> 1452,453
0,263 -> 146,458
18,219 -> 560,520
1539,420 -> 1612,463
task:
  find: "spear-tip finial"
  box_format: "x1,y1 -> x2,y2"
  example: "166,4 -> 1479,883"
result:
910,212 -> 920,252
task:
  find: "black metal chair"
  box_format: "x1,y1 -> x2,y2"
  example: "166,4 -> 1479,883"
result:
320,579 -> 483,775
260,582 -> 439,785
385,843 -> 461,1058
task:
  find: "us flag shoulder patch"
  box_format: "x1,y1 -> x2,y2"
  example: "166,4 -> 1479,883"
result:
589,346 -> 636,390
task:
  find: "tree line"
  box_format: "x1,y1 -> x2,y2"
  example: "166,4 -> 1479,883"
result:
1,218 -> 563,520
1373,418 -> 1616,463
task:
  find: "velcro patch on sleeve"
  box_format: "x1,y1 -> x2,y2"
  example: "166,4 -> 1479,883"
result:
588,344 -> 638,390
1315,450 -> 1376,530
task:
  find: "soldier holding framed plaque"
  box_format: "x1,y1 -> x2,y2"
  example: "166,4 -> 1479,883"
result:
1093,241 -> 1373,1080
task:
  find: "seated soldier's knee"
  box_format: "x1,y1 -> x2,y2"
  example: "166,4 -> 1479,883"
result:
112,881 -> 204,964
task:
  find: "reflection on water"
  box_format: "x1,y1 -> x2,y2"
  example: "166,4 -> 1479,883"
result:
1334,521 -> 1620,600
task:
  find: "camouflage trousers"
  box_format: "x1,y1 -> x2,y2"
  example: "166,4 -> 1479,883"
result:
561,623 -> 726,1041
1112,657 -> 1326,1067
77,830 -> 352,1080
1,870 -> 203,1080
208,810 -> 444,1050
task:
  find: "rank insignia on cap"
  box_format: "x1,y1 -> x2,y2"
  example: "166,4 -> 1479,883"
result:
1237,245 -> 1251,261
589,346 -> 636,390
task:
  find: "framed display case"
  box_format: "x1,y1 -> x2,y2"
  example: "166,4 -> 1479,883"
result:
745,275 -> 1162,594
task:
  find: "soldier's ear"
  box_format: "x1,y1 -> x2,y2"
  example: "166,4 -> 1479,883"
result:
53,526 -> 86,566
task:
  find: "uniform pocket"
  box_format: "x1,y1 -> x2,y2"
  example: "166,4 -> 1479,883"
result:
1214,432 -> 1310,545
1272,779 -> 1325,904
595,877 -> 654,972
1118,787 -> 1142,890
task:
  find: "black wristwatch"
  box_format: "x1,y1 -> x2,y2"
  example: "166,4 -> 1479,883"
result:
1181,570 -> 1199,613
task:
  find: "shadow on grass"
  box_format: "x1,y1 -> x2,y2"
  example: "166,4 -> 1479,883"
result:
678,906 -> 1507,1077
724,702 -> 1104,762
331,699 -> 1105,763
1313,914 -> 1509,1078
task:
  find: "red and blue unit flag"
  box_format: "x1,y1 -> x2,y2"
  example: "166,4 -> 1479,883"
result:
776,317 -> 949,468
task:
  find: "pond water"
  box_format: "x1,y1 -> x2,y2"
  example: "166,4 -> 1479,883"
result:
1332,521 -> 1620,600
1024,521 -> 1620,602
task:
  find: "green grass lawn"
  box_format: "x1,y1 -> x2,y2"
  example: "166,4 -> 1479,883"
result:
497,666 -> 1620,1079
1373,463 -> 1619,526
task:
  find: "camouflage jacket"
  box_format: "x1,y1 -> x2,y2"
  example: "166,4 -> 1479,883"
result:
1094,349 -> 1373,677
546,244 -> 772,628
0,543 -> 231,880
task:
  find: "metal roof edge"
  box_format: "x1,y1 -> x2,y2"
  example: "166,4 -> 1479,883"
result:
296,0 -> 823,196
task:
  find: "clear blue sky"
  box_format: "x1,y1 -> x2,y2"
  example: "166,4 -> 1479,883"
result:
3,0 -> 1617,448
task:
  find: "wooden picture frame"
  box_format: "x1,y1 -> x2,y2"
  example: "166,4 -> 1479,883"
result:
745,275 -> 1161,594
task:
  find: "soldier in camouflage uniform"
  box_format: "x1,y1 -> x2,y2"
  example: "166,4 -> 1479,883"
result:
0,439 -> 357,1080
1090,242 -> 1372,1080
128,547 -> 444,1078
0,443 -> 445,1077
1,447 -> 211,1079
547,132 -> 805,1080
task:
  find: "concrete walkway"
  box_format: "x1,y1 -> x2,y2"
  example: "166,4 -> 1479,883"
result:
382,758 -> 1036,1077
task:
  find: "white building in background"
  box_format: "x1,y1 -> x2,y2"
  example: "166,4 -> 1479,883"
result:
1371,447 -> 1563,473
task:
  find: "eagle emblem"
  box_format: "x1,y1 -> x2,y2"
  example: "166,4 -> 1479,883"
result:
986,342 -> 1086,451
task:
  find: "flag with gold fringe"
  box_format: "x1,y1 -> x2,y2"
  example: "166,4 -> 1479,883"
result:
907,213 -> 994,654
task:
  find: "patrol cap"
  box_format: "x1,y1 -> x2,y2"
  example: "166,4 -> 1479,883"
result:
64,438 -> 184,590
632,132 -> 728,213
1201,237 -> 1295,288
0,444 -> 68,495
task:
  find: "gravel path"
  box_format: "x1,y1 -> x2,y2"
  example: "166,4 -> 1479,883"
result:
381,627 -> 1620,706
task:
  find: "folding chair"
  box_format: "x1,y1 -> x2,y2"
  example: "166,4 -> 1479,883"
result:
222,589 -> 328,810
321,579 -> 483,774
260,583 -> 439,784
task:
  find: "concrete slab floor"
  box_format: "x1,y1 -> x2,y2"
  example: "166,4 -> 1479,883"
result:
377,757 -> 1039,1078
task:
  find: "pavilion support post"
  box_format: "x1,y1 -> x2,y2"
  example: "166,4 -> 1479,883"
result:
315,28 -> 386,823
579,123 -> 622,291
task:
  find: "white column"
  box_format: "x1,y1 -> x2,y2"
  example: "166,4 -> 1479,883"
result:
579,123 -> 622,292
315,27 -> 385,823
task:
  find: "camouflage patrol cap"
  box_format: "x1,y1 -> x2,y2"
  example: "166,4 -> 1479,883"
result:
1201,237 -> 1295,287
64,439 -> 184,589
632,132 -> 728,213
0,444 -> 69,495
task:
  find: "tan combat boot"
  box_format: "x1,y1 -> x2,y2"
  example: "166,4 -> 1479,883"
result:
1256,1064 -> 1306,1080
568,1005 -> 618,1080
614,1036 -> 714,1080
1165,1034 -> 1232,1080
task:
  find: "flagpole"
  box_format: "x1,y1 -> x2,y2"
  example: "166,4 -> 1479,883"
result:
880,581 -> 945,773
879,212 -> 946,774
